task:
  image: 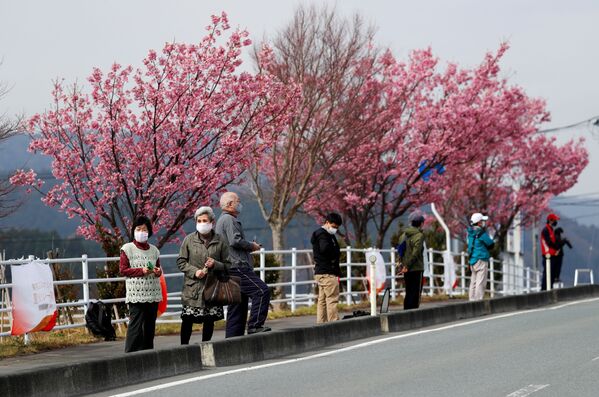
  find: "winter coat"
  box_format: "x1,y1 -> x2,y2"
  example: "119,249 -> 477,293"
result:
311,227 -> 341,276
467,226 -> 494,265
398,226 -> 424,271
177,231 -> 231,308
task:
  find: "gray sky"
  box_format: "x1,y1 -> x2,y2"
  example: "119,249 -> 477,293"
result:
1,0 -> 599,198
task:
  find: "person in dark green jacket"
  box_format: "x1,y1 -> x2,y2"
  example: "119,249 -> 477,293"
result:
397,213 -> 425,310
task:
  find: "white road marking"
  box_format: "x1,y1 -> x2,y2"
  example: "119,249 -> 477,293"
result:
110,297 -> 599,397
506,384 -> 549,397
592,356 -> 599,361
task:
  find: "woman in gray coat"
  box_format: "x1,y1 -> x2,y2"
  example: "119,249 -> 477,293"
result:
177,206 -> 231,344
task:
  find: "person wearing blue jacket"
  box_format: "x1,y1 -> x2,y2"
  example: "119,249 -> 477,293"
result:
467,213 -> 495,301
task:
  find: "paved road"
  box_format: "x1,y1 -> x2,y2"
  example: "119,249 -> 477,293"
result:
95,297 -> 599,397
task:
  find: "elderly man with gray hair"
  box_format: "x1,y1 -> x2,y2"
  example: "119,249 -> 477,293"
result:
216,191 -> 271,337
177,206 -> 231,344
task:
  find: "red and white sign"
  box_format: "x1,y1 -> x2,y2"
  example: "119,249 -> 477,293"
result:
11,260 -> 57,335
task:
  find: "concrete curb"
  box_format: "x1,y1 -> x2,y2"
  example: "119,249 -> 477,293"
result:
0,345 -> 202,397
381,285 -> 599,333
3,285 -> 598,396
201,315 -> 382,367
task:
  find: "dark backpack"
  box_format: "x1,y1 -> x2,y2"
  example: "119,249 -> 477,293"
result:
85,301 -> 116,341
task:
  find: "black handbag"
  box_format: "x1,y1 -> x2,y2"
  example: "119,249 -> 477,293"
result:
202,268 -> 242,305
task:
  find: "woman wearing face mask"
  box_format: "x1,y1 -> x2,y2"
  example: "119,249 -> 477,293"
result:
119,215 -> 163,353
177,206 -> 231,344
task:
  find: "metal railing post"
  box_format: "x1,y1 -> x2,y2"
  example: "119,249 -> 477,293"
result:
368,253 -> 377,316
390,249 -> 397,300
489,258 -> 495,298
259,248 -> 266,281
460,252 -> 466,295
23,255 -> 35,345
428,248 -> 434,297
574,269 -> 579,286
82,254 -> 89,314
591,270 -> 595,284
526,267 -> 531,293
545,254 -> 552,291
291,248 -> 297,312
346,246 -> 352,306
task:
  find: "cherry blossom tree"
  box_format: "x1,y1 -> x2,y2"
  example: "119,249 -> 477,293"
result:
305,44 -> 550,248
437,134 -> 588,250
249,4 -> 391,252
11,13 -> 298,256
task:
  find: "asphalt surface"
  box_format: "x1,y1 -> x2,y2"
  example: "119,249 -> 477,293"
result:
93,297 -> 599,397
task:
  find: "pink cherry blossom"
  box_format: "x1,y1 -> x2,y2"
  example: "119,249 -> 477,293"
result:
13,14 -> 299,254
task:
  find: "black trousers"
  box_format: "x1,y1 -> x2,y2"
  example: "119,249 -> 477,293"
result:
404,270 -> 424,310
225,267 -> 270,337
125,302 -> 158,353
541,256 -> 560,290
180,317 -> 215,344
554,255 -> 564,282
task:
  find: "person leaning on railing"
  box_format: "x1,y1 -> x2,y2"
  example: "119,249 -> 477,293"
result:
119,215 -> 163,353
177,206 -> 231,344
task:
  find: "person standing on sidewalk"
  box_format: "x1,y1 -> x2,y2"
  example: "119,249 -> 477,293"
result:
216,192 -> 271,337
177,206 -> 231,344
553,226 -> 572,286
467,213 -> 494,301
120,216 -> 163,353
540,213 -> 561,290
397,213 -> 425,310
311,213 -> 343,323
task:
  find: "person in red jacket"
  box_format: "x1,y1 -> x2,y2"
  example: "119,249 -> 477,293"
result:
540,213 -> 560,290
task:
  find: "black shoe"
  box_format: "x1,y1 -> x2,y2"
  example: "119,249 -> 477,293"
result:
247,326 -> 272,334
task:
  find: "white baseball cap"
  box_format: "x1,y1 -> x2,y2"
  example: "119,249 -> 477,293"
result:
470,213 -> 489,224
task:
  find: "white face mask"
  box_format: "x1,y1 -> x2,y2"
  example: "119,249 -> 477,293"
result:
196,222 -> 213,235
326,226 -> 338,235
134,230 -> 148,243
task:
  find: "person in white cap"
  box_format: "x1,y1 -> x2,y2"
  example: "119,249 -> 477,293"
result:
467,213 -> 495,301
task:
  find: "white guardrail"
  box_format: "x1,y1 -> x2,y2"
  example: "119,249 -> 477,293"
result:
0,247 -> 542,337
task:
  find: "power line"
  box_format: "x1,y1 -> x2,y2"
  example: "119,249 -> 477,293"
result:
553,191 -> 599,199
572,211 -> 599,220
537,115 -> 599,134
